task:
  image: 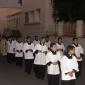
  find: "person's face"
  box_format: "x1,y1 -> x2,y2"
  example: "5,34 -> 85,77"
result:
46,37 -> 49,42
12,37 -> 15,40
9,38 -> 12,42
51,45 -> 57,52
73,39 -> 78,45
27,38 -> 31,43
18,38 -> 22,42
41,38 -> 45,44
69,48 -> 75,55
35,36 -> 38,41
58,39 -> 62,43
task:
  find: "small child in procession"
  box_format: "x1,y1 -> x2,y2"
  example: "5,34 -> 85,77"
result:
15,37 -> 23,66
56,37 -> 65,56
23,36 -> 34,74
33,37 -> 48,80
72,37 -> 84,78
46,43 -> 61,85
60,45 -> 79,85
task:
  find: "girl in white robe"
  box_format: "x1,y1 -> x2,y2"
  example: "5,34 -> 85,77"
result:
61,45 -> 79,85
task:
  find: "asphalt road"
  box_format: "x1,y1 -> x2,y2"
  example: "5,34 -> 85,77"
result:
0,56 -> 84,85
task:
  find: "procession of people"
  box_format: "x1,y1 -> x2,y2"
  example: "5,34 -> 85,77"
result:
0,35 -> 84,85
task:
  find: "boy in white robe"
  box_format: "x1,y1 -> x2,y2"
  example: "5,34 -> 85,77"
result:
7,37 -> 15,64
61,45 -> 79,85
33,37 -> 48,79
46,43 -> 61,85
15,37 -> 23,66
33,36 -> 40,46
23,36 -> 34,74
72,37 -> 84,78
56,37 -> 65,56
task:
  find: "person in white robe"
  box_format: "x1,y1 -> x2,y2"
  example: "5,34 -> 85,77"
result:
33,36 -> 40,46
72,37 -> 84,78
23,36 -> 34,74
33,37 -> 48,80
45,35 -> 51,49
15,37 -> 23,66
61,45 -> 79,85
46,42 -> 61,85
7,37 -> 16,64
56,37 -> 65,56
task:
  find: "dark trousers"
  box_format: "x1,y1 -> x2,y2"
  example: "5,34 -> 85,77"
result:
12,54 -> 15,62
7,53 -> 15,64
33,64 -> 46,79
24,59 -> 34,74
16,57 -> 23,66
48,74 -> 59,85
76,61 -> 82,78
61,80 -> 76,85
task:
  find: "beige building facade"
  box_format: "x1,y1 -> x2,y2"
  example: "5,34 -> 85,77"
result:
6,0 -> 85,52
7,10 -> 22,30
21,0 -> 55,36
7,0 -> 85,38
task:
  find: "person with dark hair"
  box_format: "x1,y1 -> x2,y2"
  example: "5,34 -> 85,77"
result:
15,37 -> 23,66
23,36 -> 34,74
45,35 -> 51,49
72,37 -> 84,78
11,36 -> 16,62
61,45 -> 79,85
56,37 -> 65,56
33,36 -> 48,80
46,42 -> 61,85
7,37 -> 16,64
33,36 -> 40,46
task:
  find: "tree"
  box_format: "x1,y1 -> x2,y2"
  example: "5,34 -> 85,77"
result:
52,0 -> 85,22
